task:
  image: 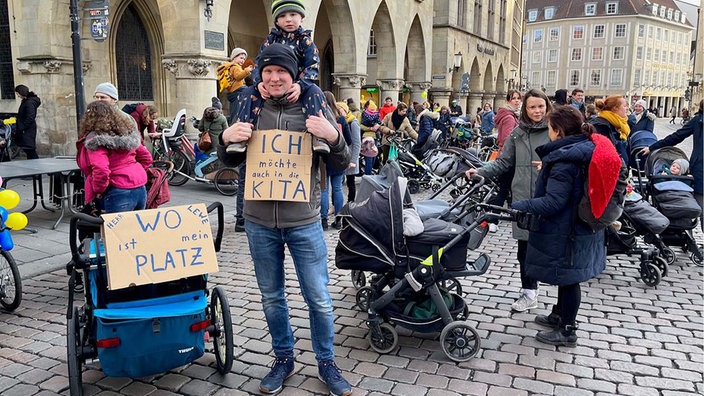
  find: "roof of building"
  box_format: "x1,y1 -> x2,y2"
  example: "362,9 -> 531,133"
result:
525,0 -> 693,27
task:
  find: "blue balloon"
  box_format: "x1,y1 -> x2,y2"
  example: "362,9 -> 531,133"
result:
0,229 -> 13,251
0,206 -> 7,224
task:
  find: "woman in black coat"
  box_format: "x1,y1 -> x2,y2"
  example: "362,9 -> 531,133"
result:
511,105 -> 616,347
15,85 -> 41,159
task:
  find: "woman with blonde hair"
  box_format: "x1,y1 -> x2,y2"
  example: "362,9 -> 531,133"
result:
591,95 -> 630,165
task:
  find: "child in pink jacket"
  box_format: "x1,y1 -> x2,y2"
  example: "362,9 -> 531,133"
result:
77,100 -> 152,213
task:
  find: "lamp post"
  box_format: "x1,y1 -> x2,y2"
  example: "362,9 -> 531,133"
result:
204,0 -> 214,20
449,51 -> 462,72
505,69 -> 517,89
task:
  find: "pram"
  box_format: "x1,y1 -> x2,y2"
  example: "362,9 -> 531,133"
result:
643,147 -> 703,266
65,203 -> 233,395
389,134 -> 445,193
336,176 -> 506,362
627,129 -> 658,183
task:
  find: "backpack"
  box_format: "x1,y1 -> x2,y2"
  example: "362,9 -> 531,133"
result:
121,102 -> 143,114
577,135 -> 628,231
216,63 -> 235,93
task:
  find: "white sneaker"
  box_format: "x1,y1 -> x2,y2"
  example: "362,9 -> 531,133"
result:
511,293 -> 538,312
489,223 -> 498,233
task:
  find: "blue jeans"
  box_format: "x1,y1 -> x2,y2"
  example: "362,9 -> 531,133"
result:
245,220 -> 335,361
100,186 -> 146,213
320,173 -> 344,220
236,163 -> 246,223
364,156 -> 375,175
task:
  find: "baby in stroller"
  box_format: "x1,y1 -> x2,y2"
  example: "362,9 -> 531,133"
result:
336,176 -> 503,362
658,158 -> 688,176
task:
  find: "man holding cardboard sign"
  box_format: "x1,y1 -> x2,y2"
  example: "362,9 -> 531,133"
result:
218,43 -> 351,396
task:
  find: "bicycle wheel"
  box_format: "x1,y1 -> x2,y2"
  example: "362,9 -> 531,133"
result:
213,167 -> 239,196
168,150 -> 191,186
0,250 -> 22,311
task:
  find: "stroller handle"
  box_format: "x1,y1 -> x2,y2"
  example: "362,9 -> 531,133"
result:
206,202 -> 224,252
69,213 -> 104,265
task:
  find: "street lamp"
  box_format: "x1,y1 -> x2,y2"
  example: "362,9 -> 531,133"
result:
505,69 -> 517,89
204,0 -> 214,20
449,51 -> 462,72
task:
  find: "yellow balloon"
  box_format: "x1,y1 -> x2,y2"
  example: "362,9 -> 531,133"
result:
0,189 -> 20,210
5,212 -> 27,231
421,91 -> 428,99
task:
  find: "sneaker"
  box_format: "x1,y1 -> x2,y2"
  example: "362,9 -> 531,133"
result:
331,217 -> 342,230
488,223 -> 498,233
235,219 -> 245,233
226,142 -> 247,154
535,325 -> 578,347
321,218 -> 329,230
259,357 -> 295,394
511,293 -> 538,312
313,138 -> 330,154
318,360 -> 352,396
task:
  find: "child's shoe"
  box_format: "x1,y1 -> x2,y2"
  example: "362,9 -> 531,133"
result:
313,138 -> 330,154
226,142 -> 247,154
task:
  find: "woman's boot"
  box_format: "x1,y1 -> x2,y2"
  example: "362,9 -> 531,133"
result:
536,323 -> 578,347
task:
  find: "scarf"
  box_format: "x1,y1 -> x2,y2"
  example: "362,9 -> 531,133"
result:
598,110 -> 630,140
391,110 -> 405,130
504,104 -> 520,117
345,112 -> 356,124
634,111 -> 643,125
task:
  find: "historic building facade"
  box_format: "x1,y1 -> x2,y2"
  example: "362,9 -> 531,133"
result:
0,0 -> 523,155
523,0 -> 694,114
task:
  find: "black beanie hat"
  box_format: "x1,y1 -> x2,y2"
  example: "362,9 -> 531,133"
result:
258,43 -> 298,80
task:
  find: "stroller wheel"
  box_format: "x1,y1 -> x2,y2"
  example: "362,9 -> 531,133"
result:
652,256 -> 669,277
640,264 -> 662,287
368,322 -> 398,354
660,246 -> 677,266
351,270 -> 366,289
439,277 -> 463,296
408,180 -> 420,194
691,247 -> 704,267
210,286 -> 234,374
440,321 -> 481,362
356,286 -> 375,312
67,307 -> 84,396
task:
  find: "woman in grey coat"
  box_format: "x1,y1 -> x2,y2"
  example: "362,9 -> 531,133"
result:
338,101 -> 361,202
466,89 -> 552,312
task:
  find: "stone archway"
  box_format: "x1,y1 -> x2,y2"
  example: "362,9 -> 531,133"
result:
319,0 -> 358,102
404,15 -> 427,104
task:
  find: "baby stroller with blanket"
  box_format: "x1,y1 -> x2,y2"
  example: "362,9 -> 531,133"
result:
605,186 -> 670,286
644,147 -> 703,266
336,176 -> 504,362
389,134 -> 445,193
65,203 -> 233,395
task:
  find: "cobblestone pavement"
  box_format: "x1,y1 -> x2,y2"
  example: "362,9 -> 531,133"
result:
0,117 -> 702,395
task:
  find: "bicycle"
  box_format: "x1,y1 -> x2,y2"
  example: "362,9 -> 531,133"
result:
0,231 -> 21,311
150,109 -> 195,186
0,117 -> 21,161
167,151 -> 239,196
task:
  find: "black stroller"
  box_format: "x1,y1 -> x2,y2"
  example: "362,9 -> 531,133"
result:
336,176 -> 505,362
643,147 -> 703,266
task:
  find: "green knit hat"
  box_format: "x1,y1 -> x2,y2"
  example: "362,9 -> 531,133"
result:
272,0 -> 305,20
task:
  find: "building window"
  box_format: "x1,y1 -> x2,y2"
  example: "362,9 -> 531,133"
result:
592,47 -> 603,61
654,49 -> 659,62
457,0 -> 467,28
547,70 -> 556,86
613,47 -> 624,60
116,4 -> 153,101
573,26 -> 584,39
659,6 -> 665,18
663,30 -> 669,42
610,69 -> 623,86
532,51 -> 542,64
606,2 -> 618,14
661,50 -> 667,62
667,8 -> 673,20
474,0 -> 483,34
644,70 -> 650,85
548,49 -> 558,62
367,29 -> 377,56
590,70 -> 601,86
585,3 -> 596,16
534,29 -> 543,42
652,4 -> 658,15
652,71 -> 658,85
549,27 -> 559,41
634,69 -> 641,86
545,7 -> 554,20
615,24 -> 626,38
675,10 -> 681,21
528,9 -> 538,22
570,70 -> 580,86
638,24 -> 644,38
0,0 -> 14,99
593,25 -> 605,38
648,26 -> 653,38
571,48 -> 583,61
646,48 -> 652,60
636,47 -> 642,60
656,27 -> 660,40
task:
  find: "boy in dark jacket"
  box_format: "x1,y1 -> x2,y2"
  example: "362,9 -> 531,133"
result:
228,0 -> 328,154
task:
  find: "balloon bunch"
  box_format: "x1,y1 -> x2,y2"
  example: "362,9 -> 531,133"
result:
0,176 -> 28,251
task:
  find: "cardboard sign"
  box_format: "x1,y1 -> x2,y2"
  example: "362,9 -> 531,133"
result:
101,204 -> 218,290
245,129 -> 312,202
